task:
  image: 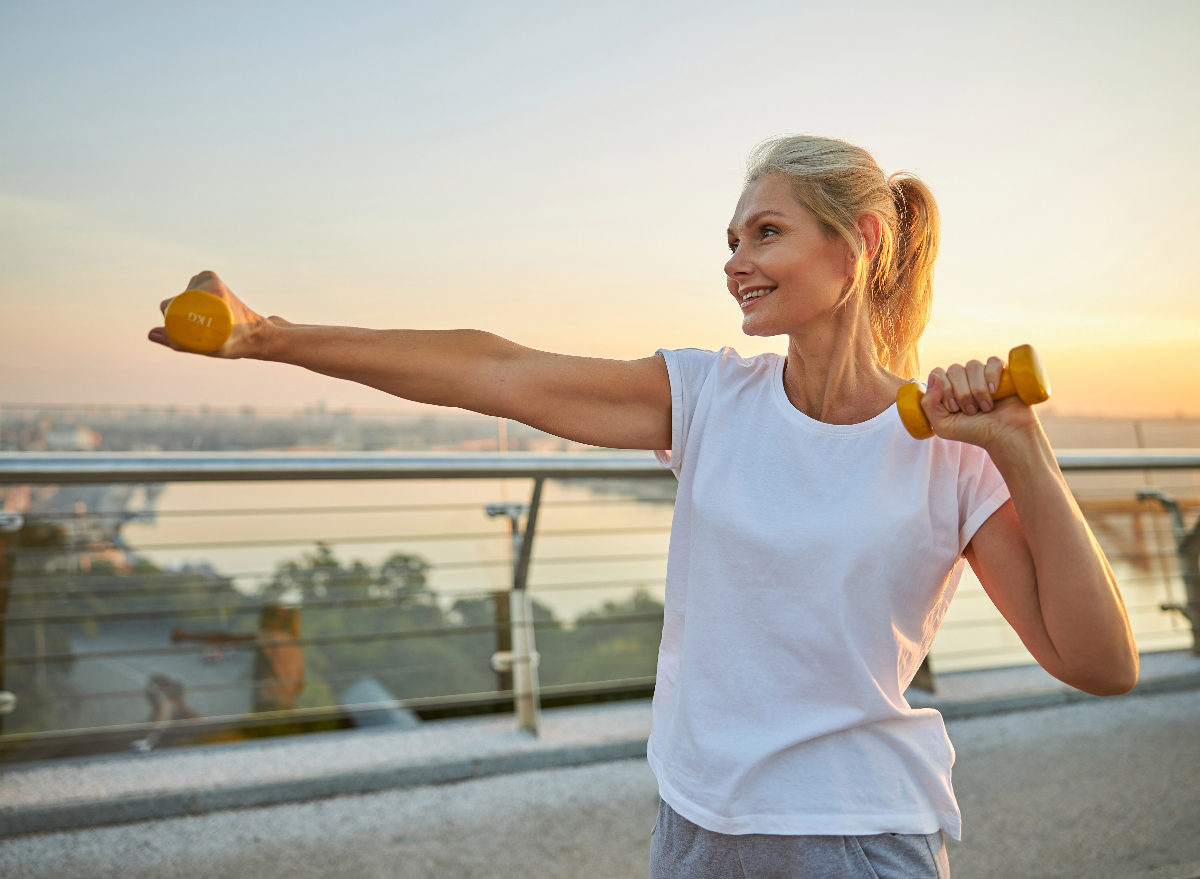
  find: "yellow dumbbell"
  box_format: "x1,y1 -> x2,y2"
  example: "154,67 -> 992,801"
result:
163,289 -> 234,354
897,344 -> 1051,440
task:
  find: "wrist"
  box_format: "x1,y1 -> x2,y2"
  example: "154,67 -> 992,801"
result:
243,316 -> 290,361
984,417 -> 1057,477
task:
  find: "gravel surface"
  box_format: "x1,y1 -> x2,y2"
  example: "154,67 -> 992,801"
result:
945,689 -> 1200,879
0,756 -> 661,879
3,689 -> 1198,879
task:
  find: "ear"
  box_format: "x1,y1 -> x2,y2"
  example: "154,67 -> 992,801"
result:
856,213 -> 883,262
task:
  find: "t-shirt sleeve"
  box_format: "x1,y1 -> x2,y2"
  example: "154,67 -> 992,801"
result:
654,348 -> 722,477
956,445 -> 1012,554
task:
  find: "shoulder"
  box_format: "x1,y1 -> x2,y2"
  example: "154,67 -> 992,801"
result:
659,346 -> 778,383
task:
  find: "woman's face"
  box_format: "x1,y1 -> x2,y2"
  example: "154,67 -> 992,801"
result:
725,173 -> 854,338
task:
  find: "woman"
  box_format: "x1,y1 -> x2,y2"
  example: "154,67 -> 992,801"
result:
150,135 -> 1138,878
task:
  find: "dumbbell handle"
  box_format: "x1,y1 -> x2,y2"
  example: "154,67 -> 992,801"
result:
896,344 -> 1050,440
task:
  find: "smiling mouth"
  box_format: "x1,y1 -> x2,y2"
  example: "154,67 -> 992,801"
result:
739,287 -> 775,308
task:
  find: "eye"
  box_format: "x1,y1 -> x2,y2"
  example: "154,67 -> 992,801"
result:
727,238 -> 739,254
760,225 -> 780,240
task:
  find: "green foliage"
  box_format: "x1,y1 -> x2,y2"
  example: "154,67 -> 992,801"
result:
539,590 -> 664,687
2,534 -> 665,738
263,544 -> 494,706
260,544 -> 663,704
2,518 -> 244,735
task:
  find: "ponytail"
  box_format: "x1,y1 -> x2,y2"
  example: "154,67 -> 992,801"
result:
872,175 -> 939,380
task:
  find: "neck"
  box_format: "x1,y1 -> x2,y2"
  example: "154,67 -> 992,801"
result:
781,296 -> 903,424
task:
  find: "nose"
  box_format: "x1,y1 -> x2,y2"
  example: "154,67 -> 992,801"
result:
724,246 -> 751,281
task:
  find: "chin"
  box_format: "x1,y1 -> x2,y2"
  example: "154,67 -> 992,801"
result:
740,318 -> 783,338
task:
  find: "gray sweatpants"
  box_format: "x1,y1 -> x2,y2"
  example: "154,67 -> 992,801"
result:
649,800 -> 950,879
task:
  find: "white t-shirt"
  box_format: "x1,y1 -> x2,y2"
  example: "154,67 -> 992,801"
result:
648,347 -> 1011,841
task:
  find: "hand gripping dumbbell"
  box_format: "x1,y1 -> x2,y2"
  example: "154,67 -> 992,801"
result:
896,344 -> 1051,440
163,289 -> 234,354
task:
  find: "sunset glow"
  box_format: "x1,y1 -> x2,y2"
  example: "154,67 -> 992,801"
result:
2,2 -> 1197,417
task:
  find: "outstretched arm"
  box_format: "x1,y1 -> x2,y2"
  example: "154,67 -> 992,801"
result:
149,272 -> 672,451
922,359 -> 1139,696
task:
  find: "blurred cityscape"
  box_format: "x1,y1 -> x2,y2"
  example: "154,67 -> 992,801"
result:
0,402 -> 585,455
6,400 -> 1199,454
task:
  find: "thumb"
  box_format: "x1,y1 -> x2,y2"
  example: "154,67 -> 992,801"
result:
924,373 -> 945,410
921,372 -> 952,433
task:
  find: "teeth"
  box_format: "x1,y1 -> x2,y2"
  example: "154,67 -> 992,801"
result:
741,289 -> 774,302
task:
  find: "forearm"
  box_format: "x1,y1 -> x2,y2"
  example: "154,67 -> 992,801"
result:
985,422 -> 1139,693
251,320 -> 515,414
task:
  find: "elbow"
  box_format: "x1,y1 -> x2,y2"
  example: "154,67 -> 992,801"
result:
1067,651 -> 1139,697
1081,672 -> 1137,698
1106,656 -> 1140,696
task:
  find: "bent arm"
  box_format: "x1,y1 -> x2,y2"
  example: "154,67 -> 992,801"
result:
964,423 -> 1139,696
151,272 -> 672,450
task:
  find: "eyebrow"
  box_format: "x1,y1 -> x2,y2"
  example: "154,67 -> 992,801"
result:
727,210 -> 787,235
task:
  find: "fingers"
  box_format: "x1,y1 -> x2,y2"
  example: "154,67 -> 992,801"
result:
964,360 -> 993,413
927,355 -> 1005,418
147,327 -> 183,351
940,359 -> 993,415
162,269 -> 223,316
984,356 -> 1004,396
187,270 -> 225,295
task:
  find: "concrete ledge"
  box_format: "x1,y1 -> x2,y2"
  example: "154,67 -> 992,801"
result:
0,739 -> 650,838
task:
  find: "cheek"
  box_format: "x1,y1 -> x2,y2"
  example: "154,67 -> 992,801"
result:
769,251 -> 817,288
790,247 -> 847,291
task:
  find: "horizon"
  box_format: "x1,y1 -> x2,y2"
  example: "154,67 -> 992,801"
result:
5,398 -> 1200,437
4,399 -> 1200,423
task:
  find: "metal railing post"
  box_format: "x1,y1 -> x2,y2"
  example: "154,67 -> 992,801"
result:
0,511 -> 24,735
485,503 -> 522,696
1137,488 -> 1200,655
510,478 -> 544,734
486,477 -> 544,734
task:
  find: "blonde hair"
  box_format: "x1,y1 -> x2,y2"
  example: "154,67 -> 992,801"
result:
745,135 -> 940,379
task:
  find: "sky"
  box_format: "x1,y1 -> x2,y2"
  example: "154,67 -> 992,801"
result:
2,0 -> 1198,417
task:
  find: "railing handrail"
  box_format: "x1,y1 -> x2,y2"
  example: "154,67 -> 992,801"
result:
1,448 -> 1199,483
0,450 -> 671,483
1053,449 -> 1200,471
